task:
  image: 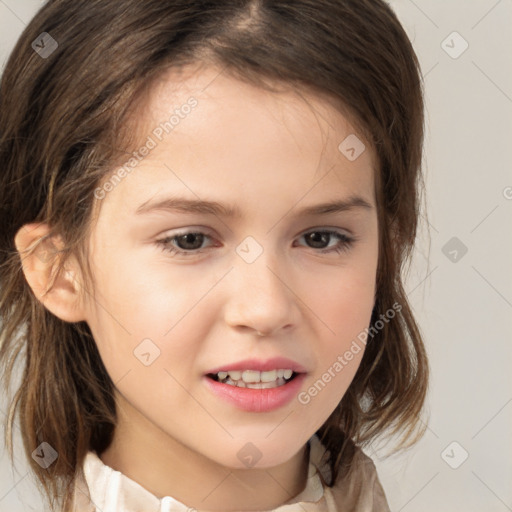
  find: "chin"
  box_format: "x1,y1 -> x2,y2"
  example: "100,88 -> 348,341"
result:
209,438 -> 305,470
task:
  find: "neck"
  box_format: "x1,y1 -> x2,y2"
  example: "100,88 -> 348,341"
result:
99,394 -> 311,511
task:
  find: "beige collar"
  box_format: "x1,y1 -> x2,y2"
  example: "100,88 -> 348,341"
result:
73,434 -> 334,512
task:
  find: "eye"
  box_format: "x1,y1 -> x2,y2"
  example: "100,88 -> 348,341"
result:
155,228 -> 356,257
295,229 -> 355,254
156,231 -> 215,256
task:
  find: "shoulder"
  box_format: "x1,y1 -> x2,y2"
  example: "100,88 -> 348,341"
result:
327,444 -> 391,512
309,434 -> 391,512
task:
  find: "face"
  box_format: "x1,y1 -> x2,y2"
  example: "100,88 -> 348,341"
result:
82,63 -> 379,469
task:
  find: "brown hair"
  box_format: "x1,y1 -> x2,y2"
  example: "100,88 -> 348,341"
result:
0,0 -> 429,510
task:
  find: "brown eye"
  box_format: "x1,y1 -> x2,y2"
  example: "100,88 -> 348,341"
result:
174,233 -> 205,250
298,230 -> 355,254
304,231 -> 330,249
156,231 -> 214,256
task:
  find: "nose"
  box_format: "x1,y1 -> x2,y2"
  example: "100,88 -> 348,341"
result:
223,250 -> 300,338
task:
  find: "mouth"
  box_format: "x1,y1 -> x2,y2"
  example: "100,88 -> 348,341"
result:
203,369 -> 308,412
203,357 -> 308,411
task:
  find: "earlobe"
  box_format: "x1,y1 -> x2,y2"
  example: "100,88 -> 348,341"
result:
14,223 -> 87,323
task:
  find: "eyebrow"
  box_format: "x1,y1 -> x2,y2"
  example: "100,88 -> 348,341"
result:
135,195 -> 374,218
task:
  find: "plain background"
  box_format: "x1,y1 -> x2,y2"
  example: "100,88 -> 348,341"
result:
0,1 -> 511,511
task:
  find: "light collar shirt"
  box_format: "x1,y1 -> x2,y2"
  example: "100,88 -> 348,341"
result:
72,434 -> 391,511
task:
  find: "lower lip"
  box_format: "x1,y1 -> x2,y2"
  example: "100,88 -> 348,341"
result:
203,373 -> 307,412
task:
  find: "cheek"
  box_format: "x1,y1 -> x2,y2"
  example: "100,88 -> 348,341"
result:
299,260 -> 375,407
305,263 -> 376,337
84,259 -> 217,382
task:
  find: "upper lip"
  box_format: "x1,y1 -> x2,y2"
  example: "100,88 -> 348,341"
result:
205,357 -> 308,375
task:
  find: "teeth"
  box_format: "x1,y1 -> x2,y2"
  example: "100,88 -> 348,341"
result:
260,370 -> 277,382
224,377 -> 287,389
242,370 -> 262,383
215,369 -> 295,384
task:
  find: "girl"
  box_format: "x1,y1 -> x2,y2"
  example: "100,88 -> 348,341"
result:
0,1 -> 429,511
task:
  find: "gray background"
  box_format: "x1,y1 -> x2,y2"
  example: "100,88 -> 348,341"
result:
1,1 -> 511,510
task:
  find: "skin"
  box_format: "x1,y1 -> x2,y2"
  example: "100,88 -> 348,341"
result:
15,63 -> 379,511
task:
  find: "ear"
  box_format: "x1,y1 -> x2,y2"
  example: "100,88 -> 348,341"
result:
14,223 -> 87,323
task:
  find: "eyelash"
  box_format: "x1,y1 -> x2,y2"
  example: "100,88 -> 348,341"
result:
155,229 -> 356,257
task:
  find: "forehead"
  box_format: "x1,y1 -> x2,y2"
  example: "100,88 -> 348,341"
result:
93,63 -> 377,223
143,63 -> 371,155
